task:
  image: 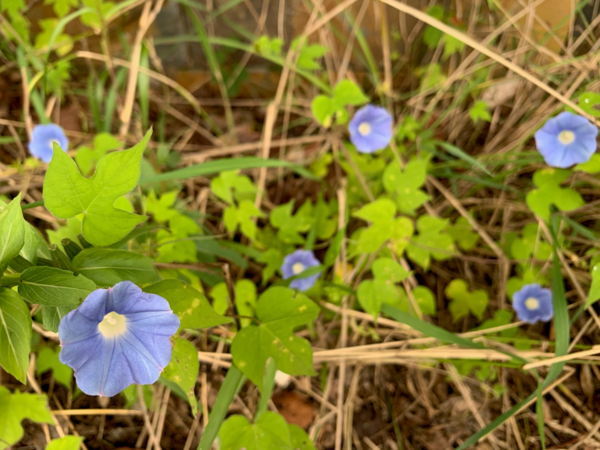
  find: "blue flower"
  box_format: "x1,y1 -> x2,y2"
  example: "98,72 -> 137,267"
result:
58,281 -> 180,397
281,250 -> 321,291
512,283 -> 553,324
348,104 -> 393,153
535,112 -> 598,168
28,124 -> 69,163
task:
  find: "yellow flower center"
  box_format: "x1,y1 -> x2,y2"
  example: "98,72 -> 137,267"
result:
292,262 -> 305,275
558,130 -> 575,145
524,297 -> 539,311
98,311 -> 127,338
358,122 -> 371,136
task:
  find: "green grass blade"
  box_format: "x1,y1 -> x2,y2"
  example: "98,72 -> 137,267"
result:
197,365 -> 245,450
381,304 -> 485,350
435,141 -> 492,176
138,44 -> 150,131
139,157 -> 319,184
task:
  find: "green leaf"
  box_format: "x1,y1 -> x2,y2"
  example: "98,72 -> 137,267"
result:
0,288 -> 31,383
352,198 -> 396,223
36,347 -> 73,389
357,279 -> 399,319
235,279 -> 257,328
442,34 -> 466,59
162,338 -> 199,414
41,305 -> 76,333
372,258 -> 410,283
526,168 -> 584,221
587,263 -> 600,306
72,248 -> 158,287
19,267 -> 96,307
46,436 -> 84,450
445,279 -> 489,321
220,412 -> 292,450
292,38 -> 328,70
43,130 -> 151,246
574,154 -> 600,174
407,215 -> 454,269
469,100 -> 491,123
144,279 -> 231,330
0,386 -> 53,450
256,248 -> 284,285
383,158 -> 430,215
75,132 -> 123,176
311,95 -> 335,127
145,190 -> 179,223
0,194 -> 25,272
289,425 -> 316,450
20,223 -> 42,264
447,216 -> 479,251
231,287 -> 318,390
332,80 -> 368,107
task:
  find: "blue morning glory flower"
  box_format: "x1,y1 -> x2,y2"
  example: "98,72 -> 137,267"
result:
28,124 -> 69,163
534,112 -> 598,168
58,281 -> 180,397
281,249 -> 321,291
348,104 -> 393,153
512,283 -> 553,324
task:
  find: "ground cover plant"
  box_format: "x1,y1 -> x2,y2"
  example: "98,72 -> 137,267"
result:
2,0 -> 600,449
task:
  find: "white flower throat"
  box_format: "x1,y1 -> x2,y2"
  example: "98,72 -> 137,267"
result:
358,122 -> 371,136
524,297 -> 539,311
292,262 -> 305,275
558,130 -> 575,145
98,311 -> 127,338
48,139 -> 60,149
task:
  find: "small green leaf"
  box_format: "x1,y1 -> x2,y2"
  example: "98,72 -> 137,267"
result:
526,168 -> 584,221
445,279 -> 489,321
41,305 -> 76,333
256,248 -> 284,285
372,258 -> 410,283
162,338 -> 199,414
332,80 -> 368,107
0,194 -> 25,272
43,130 -> 151,246
46,436 -> 84,450
357,279 -> 399,319
19,267 -> 96,307
144,279 -> 232,330
469,100 -> 491,123
36,347 -> 73,389
311,95 -> 335,127
0,386 -> 54,450
220,412 -> 292,450
231,287 -> 318,390
447,216 -> 479,251
352,198 -> 396,223
235,279 -> 257,328
72,248 -> 158,287
0,288 -> 31,383
413,286 -> 437,316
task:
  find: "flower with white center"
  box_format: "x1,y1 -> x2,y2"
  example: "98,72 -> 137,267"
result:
281,249 -> 321,292
28,124 -> 69,163
512,283 -> 553,324
58,281 -> 180,397
534,112 -> 598,168
348,104 -> 393,154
